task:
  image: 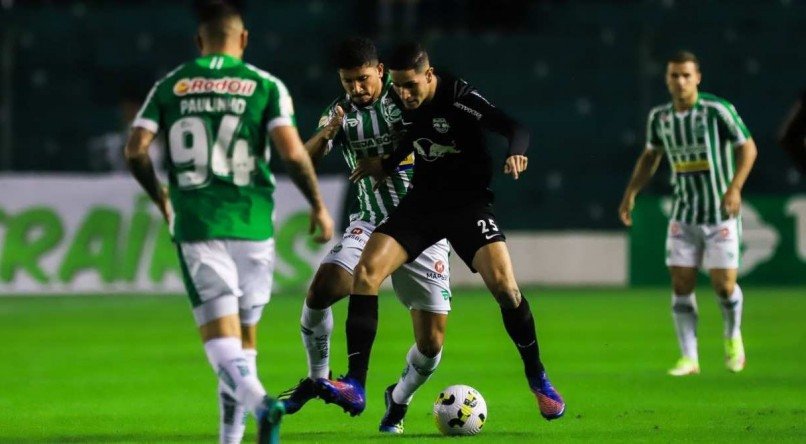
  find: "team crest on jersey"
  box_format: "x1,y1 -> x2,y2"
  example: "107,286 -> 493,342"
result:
434,260 -> 445,274
382,96 -> 402,121
694,120 -> 707,138
346,118 -> 360,128
433,117 -> 450,133
173,77 -> 257,97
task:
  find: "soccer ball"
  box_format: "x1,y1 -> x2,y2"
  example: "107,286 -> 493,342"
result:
433,385 -> 487,436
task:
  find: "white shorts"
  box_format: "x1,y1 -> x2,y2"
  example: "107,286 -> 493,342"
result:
177,238 -> 275,326
323,220 -> 452,313
665,218 -> 740,270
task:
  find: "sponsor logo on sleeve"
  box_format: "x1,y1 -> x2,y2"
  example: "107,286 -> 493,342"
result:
453,102 -> 482,120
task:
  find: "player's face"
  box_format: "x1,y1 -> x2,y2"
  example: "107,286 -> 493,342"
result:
391,67 -> 434,109
338,63 -> 384,106
666,61 -> 701,102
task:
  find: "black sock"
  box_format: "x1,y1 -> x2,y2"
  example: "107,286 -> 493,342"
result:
345,294 -> 378,387
500,295 -> 545,381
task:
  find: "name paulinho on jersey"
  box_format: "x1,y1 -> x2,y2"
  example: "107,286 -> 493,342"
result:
133,54 -> 295,242
646,92 -> 751,225
319,74 -> 414,226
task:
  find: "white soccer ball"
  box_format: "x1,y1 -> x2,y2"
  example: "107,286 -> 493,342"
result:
433,385 -> 487,436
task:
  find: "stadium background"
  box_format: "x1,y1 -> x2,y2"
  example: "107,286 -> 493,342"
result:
1,1 -> 805,443
1,0 -> 803,291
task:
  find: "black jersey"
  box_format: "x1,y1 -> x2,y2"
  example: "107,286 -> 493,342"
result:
381,72 -> 529,208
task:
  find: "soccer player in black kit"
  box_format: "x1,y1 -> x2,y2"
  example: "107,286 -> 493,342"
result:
317,42 -> 566,425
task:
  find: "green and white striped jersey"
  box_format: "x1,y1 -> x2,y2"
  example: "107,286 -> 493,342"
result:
646,92 -> 751,225
133,54 -> 296,242
320,75 -> 414,225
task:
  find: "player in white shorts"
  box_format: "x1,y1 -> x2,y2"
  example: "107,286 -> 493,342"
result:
125,4 -> 334,442
666,219 -> 740,271
619,51 -> 757,376
278,38 -> 452,434
323,220 -> 451,314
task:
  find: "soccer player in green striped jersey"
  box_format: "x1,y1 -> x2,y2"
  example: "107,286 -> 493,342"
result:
278,38 -> 452,434
619,51 -> 757,376
124,3 -> 333,443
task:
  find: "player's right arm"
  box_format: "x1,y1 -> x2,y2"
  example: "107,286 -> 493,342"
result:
618,109 -> 664,227
126,81 -> 170,222
125,127 -> 171,222
272,125 -> 334,243
619,149 -> 663,227
304,104 -> 345,165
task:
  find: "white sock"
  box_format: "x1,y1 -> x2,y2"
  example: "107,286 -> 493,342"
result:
301,303 -> 333,380
392,344 -> 442,405
720,285 -> 743,339
204,337 -> 266,418
217,349 -> 256,444
671,293 -> 699,361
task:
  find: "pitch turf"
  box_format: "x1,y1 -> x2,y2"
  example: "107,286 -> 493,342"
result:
1,287 -> 804,443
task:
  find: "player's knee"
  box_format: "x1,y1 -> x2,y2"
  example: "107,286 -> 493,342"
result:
671,277 -> 696,295
493,287 -> 522,310
713,281 -> 735,299
353,261 -> 384,292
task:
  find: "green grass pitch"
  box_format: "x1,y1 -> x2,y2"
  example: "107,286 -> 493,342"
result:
1,287 -> 804,443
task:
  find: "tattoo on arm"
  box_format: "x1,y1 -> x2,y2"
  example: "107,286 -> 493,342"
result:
125,130 -> 164,206
284,156 -> 322,208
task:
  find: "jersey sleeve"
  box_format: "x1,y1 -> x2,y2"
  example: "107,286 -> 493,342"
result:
453,81 -> 529,156
645,109 -> 663,151
714,100 -> 751,147
132,81 -> 162,133
265,77 -> 297,132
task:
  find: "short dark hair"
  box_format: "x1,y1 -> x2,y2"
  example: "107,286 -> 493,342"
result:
668,50 -> 700,70
332,37 -> 378,70
195,0 -> 244,42
387,42 -> 429,72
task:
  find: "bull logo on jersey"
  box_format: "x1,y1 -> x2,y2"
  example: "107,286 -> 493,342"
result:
433,117 -> 450,133
351,227 -> 364,235
413,138 -> 460,162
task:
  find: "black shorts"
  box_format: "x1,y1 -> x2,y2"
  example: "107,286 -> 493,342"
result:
375,197 -> 506,272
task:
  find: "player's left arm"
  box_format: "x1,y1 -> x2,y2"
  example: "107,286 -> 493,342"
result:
454,89 -> 530,179
272,125 -> 334,243
125,127 -> 170,222
718,103 -> 757,217
723,138 -> 757,216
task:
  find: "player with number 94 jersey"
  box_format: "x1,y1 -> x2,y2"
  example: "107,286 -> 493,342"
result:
134,54 -> 294,242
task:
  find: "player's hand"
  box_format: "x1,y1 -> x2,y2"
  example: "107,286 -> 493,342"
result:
310,205 -> 334,243
722,186 -> 742,217
321,105 -> 345,140
618,194 -> 635,227
349,157 -> 388,190
503,155 -> 528,180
